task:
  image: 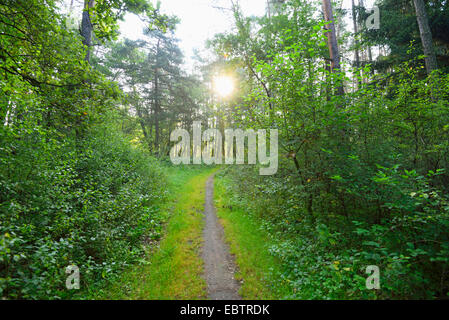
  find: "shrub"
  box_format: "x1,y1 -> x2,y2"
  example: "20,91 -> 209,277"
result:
0,121 -> 167,299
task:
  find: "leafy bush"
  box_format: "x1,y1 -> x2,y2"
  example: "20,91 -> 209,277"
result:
221,161 -> 449,299
0,121 -> 167,299
218,65 -> 449,299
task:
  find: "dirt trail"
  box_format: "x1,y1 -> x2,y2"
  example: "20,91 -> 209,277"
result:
202,174 -> 241,300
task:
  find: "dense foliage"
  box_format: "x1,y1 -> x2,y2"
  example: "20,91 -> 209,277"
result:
359,0 -> 449,72
1,0 -> 448,300
211,0 -> 449,299
0,0 -> 170,299
0,120 -> 167,299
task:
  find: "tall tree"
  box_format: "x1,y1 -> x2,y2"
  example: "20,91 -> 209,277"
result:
81,0 -> 95,62
358,0 -> 373,64
99,29 -> 201,155
79,0 -> 169,64
413,0 -> 438,74
322,0 -> 344,96
358,0 -> 449,74
351,0 -> 360,69
154,38 -> 161,151
351,0 -> 363,86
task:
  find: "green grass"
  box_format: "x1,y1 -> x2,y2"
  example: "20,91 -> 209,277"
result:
214,173 -> 293,300
88,166 -> 217,300
86,166 -> 290,300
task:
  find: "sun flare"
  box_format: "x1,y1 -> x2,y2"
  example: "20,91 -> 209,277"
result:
213,75 -> 235,98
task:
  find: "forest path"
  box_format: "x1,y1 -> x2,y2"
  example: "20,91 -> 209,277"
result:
202,174 -> 241,300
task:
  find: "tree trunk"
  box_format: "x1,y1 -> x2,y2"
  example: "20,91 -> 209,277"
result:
413,0 -> 438,75
322,0 -> 344,96
352,0 -> 361,86
81,0 -> 95,63
136,107 -> 152,151
358,0 -> 374,75
154,39 -> 161,154
154,70 -> 160,152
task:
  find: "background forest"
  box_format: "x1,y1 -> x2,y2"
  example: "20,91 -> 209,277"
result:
1,0 -> 449,299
